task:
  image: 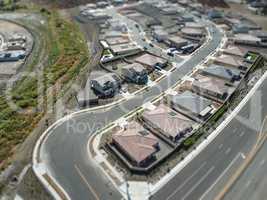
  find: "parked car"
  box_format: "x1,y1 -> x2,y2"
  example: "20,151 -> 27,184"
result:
149,43 -> 154,47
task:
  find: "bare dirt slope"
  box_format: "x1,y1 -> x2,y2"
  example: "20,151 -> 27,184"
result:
30,0 -> 227,9
198,0 -> 229,8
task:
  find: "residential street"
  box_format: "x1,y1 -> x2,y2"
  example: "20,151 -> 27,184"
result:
151,77 -> 267,200
39,19 -> 222,200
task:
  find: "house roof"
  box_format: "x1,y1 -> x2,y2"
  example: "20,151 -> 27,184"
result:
169,90 -> 212,115
214,54 -> 244,67
193,74 -> 234,96
185,22 -> 205,29
222,46 -> 247,57
181,27 -> 203,36
142,103 -> 194,138
110,43 -> 140,54
92,73 -> 120,87
135,53 -> 167,67
122,63 -> 146,73
105,36 -> 129,45
201,64 -> 241,81
112,122 -> 158,163
154,29 -> 168,36
168,35 -> 188,45
249,30 -> 267,38
233,34 -> 261,43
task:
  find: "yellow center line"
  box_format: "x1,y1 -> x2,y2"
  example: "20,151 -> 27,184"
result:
74,164 -> 100,200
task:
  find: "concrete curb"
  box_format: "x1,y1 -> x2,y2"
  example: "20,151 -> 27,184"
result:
87,26 -> 228,200
32,116 -> 71,200
148,70 -> 267,197
32,14 -> 224,200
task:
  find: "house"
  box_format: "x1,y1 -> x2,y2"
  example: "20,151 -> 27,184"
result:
249,30 -> 267,42
213,54 -> 248,71
192,74 -> 235,102
109,20 -> 128,33
142,103 -> 195,142
121,63 -> 148,84
224,17 -> 240,28
208,10 -> 223,20
233,34 -> 261,46
109,43 -> 141,55
105,36 -> 130,46
222,45 -> 248,57
232,24 -> 250,34
185,22 -> 205,29
161,7 -> 179,15
90,73 -> 121,97
134,53 -> 168,71
77,87 -> 99,107
200,64 -> 242,83
153,29 -> 169,42
180,14 -> 194,22
112,122 -> 159,167
167,35 -> 188,49
181,27 -> 204,39
167,90 -> 215,122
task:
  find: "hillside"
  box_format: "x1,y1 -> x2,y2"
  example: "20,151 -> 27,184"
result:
198,0 -> 229,8
30,0 -> 228,9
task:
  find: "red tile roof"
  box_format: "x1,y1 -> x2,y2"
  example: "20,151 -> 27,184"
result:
142,104 -> 194,139
112,122 -> 158,164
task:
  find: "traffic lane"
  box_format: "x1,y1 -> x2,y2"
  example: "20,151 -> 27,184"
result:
223,139 -> 267,200
43,114 -> 123,200
151,118 -> 258,200
171,122 -> 258,200
151,79 -> 267,200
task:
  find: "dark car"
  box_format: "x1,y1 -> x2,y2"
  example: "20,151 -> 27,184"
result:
149,43 -> 154,47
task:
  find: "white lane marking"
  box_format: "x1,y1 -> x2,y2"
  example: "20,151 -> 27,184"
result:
260,159 -> 265,166
166,162 -> 207,200
232,128 -> 238,133
199,153 -> 242,200
181,166 -> 215,200
218,144 -> 223,149
241,153 -> 246,159
225,148 -> 231,155
239,131 -> 245,137
245,180 -> 251,188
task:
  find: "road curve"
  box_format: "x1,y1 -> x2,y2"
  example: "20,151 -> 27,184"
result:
35,23 -> 222,200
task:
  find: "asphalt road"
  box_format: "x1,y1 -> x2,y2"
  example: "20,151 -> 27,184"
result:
223,117 -> 267,200
40,10 -> 222,200
151,77 -> 267,200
